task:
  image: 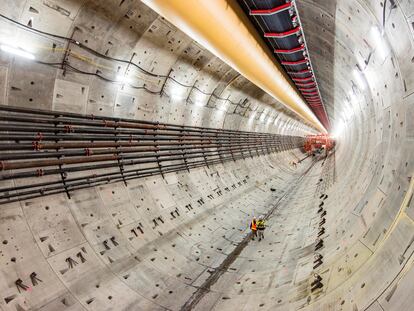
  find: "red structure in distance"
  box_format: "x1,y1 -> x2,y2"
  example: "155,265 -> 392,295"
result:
304,134 -> 335,154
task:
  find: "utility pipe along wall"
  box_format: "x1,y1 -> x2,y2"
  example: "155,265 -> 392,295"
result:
0,105 -> 304,204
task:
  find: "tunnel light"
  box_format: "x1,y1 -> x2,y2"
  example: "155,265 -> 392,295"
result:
116,74 -> 129,83
170,86 -> 188,101
266,115 -> 273,125
248,111 -> 257,125
371,26 -> 388,60
219,101 -> 230,112
192,92 -> 207,106
353,69 -> 366,90
0,44 -> 35,60
259,111 -> 267,122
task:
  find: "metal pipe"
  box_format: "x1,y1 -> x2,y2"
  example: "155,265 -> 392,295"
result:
1,158 -> 232,203
274,45 -> 305,54
281,59 -> 309,66
0,117 -> 276,138
0,124 -> 275,140
0,140 -> 280,160
0,133 -> 277,142
0,140 -> 298,181
0,148 -> 293,203
0,140 -> 214,151
0,141 -> 284,171
288,69 -> 312,75
297,82 -> 316,87
293,77 -> 314,82
249,3 -> 292,16
0,106 -> 305,204
0,105 -> 284,135
0,134 -> 289,149
264,27 -> 301,38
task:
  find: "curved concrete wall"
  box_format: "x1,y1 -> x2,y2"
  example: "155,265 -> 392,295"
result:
0,0 -> 413,311
291,0 -> 414,310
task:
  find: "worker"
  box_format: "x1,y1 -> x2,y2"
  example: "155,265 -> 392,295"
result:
250,217 -> 257,240
257,217 -> 266,241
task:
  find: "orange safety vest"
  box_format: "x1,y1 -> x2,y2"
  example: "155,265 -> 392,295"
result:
251,220 -> 257,231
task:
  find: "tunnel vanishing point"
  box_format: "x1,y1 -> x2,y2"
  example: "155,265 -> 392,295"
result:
0,0 -> 413,310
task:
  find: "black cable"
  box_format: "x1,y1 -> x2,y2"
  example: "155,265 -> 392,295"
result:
65,64 -> 162,94
0,13 -> 70,40
0,13 -> 253,113
35,60 -> 63,66
0,13 -> 165,78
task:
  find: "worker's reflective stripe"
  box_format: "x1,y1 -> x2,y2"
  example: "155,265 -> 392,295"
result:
251,221 -> 257,230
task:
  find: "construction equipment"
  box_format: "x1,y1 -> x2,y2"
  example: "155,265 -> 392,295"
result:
304,134 -> 335,156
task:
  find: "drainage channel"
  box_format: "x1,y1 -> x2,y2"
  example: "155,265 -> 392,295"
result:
179,159 -> 318,311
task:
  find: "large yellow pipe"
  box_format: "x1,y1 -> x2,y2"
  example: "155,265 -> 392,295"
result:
141,0 -> 326,132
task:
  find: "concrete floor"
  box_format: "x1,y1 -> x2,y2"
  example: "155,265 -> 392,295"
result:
1,0 -> 414,310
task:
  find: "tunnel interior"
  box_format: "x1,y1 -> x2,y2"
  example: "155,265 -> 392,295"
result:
1,1 -> 414,311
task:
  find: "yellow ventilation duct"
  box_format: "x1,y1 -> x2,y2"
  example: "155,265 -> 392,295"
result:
142,0 -> 326,132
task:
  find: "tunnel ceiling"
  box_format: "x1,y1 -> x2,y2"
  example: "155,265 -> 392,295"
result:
1,0 -> 414,311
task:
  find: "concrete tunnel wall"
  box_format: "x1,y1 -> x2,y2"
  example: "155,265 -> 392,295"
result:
0,0 -> 414,311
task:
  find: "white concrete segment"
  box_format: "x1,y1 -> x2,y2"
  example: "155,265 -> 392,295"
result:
0,0 -> 413,311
